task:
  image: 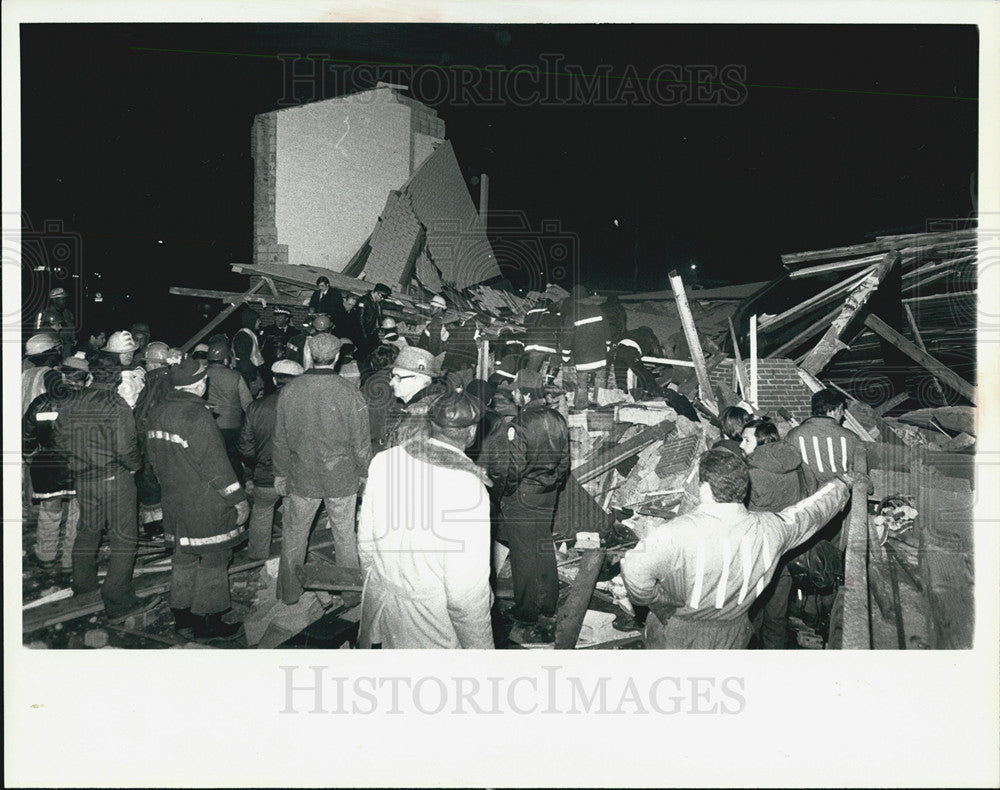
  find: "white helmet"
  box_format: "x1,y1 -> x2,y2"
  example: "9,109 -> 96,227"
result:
25,333 -> 61,356
430,294 -> 447,310
106,330 -> 138,354
381,317 -> 397,330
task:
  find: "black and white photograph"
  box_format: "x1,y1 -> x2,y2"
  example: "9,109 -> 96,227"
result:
5,2 -> 998,787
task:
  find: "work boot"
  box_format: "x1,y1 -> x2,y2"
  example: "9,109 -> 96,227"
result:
106,594 -> 163,626
171,607 -> 196,640
193,612 -> 244,642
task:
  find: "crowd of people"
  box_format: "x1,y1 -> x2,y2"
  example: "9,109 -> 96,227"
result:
22,278 -> 864,649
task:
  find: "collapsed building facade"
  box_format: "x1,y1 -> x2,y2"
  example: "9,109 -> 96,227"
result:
24,86 -> 978,651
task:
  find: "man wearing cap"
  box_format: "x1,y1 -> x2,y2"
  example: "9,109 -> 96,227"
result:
52,352 -> 161,623
358,391 -> 495,649
417,293 -> 449,356
352,283 -> 391,361
379,317 -> 408,351
479,370 -> 570,643
238,359 -> 303,560
261,308 -> 295,370
204,339 -> 252,483
37,287 -> 76,351
22,333 -> 63,415
145,357 -> 249,641
272,333 -> 371,604
22,356 -> 90,576
382,345 -> 447,448
128,321 -> 152,366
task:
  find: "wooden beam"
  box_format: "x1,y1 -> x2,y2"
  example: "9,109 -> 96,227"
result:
668,270 -> 716,409
903,304 -> 948,405
765,304 -> 842,359
179,280 -> 266,353
170,285 -> 303,307
839,477 -> 873,649
800,250 -> 900,376
555,549 -> 606,649
902,289 -> 975,305
749,314 -> 758,408
787,253 -> 887,280
727,316 -> 751,400
874,391 -> 910,416
572,420 -> 674,484
760,265 -> 875,333
781,240 -> 884,267
639,356 -> 696,368
863,314 -> 976,403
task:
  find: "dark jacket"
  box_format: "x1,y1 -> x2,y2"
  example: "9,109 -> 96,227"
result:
285,332 -> 308,367
381,379 -> 450,450
51,383 -> 141,482
602,295 -> 628,341
612,326 -> 666,398
261,323 -> 295,366
23,389 -> 75,499
272,368 -> 372,498
479,400 -> 570,496
205,361 -> 252,430
785,416 -> 867,484
360,367 -> 395,455
747,441 -> 818,512
352,293 -> 382,359
419,315 -> 447,357
563,297 -> 608,370
238,391 -> 279,486
441,321 -> 478,371
711,438 -> 745,457
145,389 -> 247,552
134,366 -> 172,455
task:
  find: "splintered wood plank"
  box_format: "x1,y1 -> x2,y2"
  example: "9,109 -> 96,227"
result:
555,549 -> 606,649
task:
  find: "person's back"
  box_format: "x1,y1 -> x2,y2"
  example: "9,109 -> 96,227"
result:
747,441 -> 815,512
56,383 -> 140,481
205,362 -> 250,430
273,367 -> 370,498
239,392 -> 279,486
785,389 -> 866,484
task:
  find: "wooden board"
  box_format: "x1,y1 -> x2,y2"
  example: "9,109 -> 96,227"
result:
554,549 -> 606,649
572,420 -> 673,484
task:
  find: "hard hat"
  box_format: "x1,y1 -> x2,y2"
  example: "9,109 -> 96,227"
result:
144,341 -> 170,364
105,330 -> 138,354
129,321 -> 151,337
206,340 -> 230,362
430,294 -> 447,310
271,359 -> 304,376
165,347 -> 185,365
381,317 -> 397,330
312,314 -> 332,332
25,333 -> 61,356
49,287 -> 68,299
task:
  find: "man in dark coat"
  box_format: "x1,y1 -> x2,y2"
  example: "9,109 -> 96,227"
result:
309,275 -> 351,333
478,370 -> 570,643
238,359 -> 303,560
22,356 -> 89,576
272,333 -> 372,604
563,285 -> 609,408
145,357 -> 249,641
611,325 -> 665,399
260,308 -> 295,369
52,353 -> 160,623
351,283 -> 391,362
204,339 -> 252,484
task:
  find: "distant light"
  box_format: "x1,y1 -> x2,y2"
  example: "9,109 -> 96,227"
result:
613,219 -> 620,227
690,264 -> 697,270
158,240 -> 164,244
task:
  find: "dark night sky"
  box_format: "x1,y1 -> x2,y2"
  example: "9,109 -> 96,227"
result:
20,23 -> 977,342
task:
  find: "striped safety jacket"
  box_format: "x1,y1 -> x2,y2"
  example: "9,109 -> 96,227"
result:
784,416 -> 867,484
145,388 -> 247,552
563,298 -> 608,371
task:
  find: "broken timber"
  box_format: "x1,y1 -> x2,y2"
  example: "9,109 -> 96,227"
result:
179,279 -> 266,353
554,549 -> 606,649
799,249 -> 900,376
668,269 -> 717,410
572,419 -> 674,484
863,314 -> 976,404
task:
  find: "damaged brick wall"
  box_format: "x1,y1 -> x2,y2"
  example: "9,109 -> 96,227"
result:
710,357 -> 813,422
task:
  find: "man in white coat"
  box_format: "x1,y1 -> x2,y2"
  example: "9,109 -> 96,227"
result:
358,391 -> 495,649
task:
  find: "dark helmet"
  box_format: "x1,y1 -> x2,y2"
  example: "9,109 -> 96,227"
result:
206,339 -> 230,363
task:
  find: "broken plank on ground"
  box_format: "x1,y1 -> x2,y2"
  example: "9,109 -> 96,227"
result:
555,549 -> 606,649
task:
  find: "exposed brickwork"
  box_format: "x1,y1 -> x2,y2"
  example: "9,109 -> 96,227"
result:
709,357 -> 813,422
364,191 -> 423,287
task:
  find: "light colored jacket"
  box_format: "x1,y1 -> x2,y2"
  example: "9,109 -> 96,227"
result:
621,479 -> 849,648
357,439 -> 494,649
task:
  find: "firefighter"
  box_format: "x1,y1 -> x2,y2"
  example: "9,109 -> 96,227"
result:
36,287 -> 76,352
204,339 -> 252,484
478,370 -> 570,644
145,356 -> 249,641
418,293 -> 449,356
611,325 -> 665,400
563,285 -> 609,408
285,314 -> 330,368
352,283 -> 391,361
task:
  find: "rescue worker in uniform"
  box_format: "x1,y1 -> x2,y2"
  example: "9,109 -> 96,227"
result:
204,339 -> 252,484
611,325 -> 665,399
563,285 -> 609,408
352,283 -> 391,362
36,287 -> 76,353
521,300 -> 562,376
145,357 -> 249,641
260,307 -> 295,369
479,370 -> 570,644
53,352 -> 161,623
132,342 -> 177,538
22,333 -> 63,414
285,314 -> 331,368
128,321 -> 152,367
418,293 -> 449,356
231,308 -> 266,399
620,448 -> 851,649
